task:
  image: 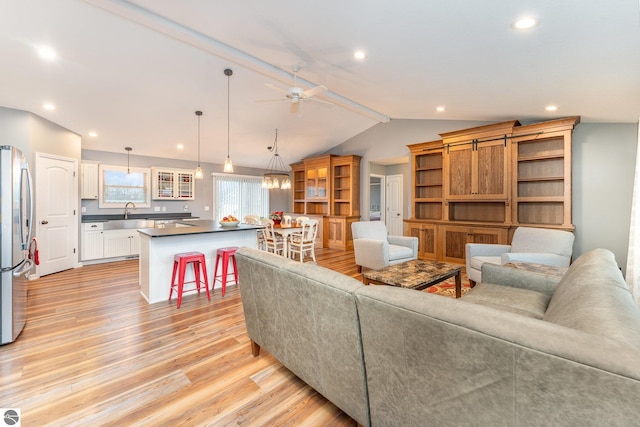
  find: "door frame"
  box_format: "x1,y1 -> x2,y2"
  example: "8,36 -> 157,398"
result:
369,174 -> 385,223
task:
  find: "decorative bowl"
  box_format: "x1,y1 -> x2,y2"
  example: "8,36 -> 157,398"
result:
219,220 -> 240,228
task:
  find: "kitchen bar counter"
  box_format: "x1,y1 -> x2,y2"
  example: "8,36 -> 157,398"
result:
138,220 -> 264,304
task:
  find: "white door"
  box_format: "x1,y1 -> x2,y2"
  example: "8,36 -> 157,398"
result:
386,174 -> 404,236
36,153 -> 78,276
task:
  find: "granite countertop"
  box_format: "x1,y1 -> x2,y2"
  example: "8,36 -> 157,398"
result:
137,220 -> 264,238
82,213 -> 198,222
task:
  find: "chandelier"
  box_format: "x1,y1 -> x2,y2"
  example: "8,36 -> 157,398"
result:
261,129 -> 291,190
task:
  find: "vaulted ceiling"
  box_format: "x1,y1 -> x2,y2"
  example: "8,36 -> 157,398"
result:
2,0 -> 639,168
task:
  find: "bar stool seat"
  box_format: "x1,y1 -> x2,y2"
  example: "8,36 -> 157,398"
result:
169,251 -> 211,308
214,246 -> 239,296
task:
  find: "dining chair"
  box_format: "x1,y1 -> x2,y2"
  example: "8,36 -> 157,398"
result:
261,218 -> 286,255
295,216 -> 310,226
288,219 -> 319,262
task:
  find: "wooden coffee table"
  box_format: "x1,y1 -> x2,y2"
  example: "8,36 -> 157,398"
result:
362,259 -> 463,298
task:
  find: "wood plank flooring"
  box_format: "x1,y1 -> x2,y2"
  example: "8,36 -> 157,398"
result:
0,248 -> 362,426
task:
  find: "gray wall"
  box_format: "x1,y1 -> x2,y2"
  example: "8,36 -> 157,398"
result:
81,149 -> 279,220
328,118 -> 639,272
572,123 -> 637,269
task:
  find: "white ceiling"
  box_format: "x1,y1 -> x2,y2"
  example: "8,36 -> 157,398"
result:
1,0 -> 639,169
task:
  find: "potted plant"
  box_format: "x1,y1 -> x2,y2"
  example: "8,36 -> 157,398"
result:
270,211 -> 284,225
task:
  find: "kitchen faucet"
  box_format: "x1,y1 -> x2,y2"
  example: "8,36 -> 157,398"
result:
124,202 -> 136,219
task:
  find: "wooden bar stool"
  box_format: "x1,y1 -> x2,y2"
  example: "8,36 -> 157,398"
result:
213,246 -> 239,297
169,251 -> 211,308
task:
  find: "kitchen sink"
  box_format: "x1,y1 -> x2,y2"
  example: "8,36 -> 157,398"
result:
102,219 -> 156,230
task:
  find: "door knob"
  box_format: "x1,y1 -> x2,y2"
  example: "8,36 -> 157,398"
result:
41,220 -> 48,225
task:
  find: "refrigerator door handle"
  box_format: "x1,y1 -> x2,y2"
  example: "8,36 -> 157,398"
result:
13,259 -> 33,278
20,166 -> 34,250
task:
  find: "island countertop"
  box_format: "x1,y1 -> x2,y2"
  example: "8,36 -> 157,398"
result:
137,220 -> 264,238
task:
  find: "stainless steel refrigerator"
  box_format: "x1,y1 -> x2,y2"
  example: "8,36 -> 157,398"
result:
1,145 -> 33,345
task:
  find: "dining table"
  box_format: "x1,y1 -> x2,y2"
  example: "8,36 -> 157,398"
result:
273,223 -> 303,256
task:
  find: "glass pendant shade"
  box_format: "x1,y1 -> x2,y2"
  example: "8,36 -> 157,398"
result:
194,166 -> 203,179
223,157 -> 233,173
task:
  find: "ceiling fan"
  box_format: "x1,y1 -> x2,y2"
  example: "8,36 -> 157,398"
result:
260,65 -> 329,113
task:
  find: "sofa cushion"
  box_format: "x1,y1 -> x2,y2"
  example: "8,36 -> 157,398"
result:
464,283 -> 551,319
388,244 -> 414,261
544,248 -> 640,349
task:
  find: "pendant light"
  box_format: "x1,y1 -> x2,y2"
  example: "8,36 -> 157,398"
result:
125,146 -> 132,174
223,68 -> 234,173
194,110 -> 203,179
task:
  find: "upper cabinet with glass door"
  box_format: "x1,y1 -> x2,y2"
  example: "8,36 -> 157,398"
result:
151,167 -> 195,200
305,156 -> 331,200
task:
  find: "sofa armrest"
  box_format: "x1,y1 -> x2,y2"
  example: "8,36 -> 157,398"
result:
501,252 -> 570,267
466,243 -> 512,259
481,263 -> 562,295
353,238 -> 390,270
388,235 -> 418,252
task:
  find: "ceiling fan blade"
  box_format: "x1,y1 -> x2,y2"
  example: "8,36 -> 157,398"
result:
256,98 -> 286,103
265,83 -> 290,96
307,97 -> 333,106
303,85 -> 328,98
290,102 -> 300,114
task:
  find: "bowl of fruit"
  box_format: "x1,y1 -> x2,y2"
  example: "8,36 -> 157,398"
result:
219,215 -> 240,228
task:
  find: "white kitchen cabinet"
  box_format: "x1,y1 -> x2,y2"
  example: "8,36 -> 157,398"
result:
151,167 -> 195,200
103,229 -> 140,258
82,223 -> 104,260
81,161 -> 100,200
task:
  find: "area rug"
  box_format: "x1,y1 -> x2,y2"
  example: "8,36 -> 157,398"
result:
426,277 -> 472,298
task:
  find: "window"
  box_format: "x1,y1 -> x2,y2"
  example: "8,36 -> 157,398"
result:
212,174 -> 269,220
99,164 -> 151,208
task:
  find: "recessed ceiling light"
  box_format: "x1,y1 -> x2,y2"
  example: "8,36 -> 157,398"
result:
545,105 -> 558,112
88,131 -> 98,137
177,144 -> 184,150
37,45 -> 57,61
512,17 -> 539,30
42,102 -> 55,111
436,106 -> 445,112
353,50 -> 367,60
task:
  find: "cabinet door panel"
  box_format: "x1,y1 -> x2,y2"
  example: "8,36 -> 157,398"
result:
82,231 -> 104,260
476,143 -> 505,196
103,231 -> 132,258
448,148 -> 473,196
442,227 -> 468,263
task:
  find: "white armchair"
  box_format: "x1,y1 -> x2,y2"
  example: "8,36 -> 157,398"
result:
466,226 -> 575,286
351,221 -> 418,272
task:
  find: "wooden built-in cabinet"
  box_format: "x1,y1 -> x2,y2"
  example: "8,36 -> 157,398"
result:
406,117 -> 579,267
291,154 -> 361,250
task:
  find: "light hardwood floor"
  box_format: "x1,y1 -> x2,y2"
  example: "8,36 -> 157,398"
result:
0,248 -> 362,426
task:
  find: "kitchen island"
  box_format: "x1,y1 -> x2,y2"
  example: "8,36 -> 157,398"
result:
137,220 -> 263,304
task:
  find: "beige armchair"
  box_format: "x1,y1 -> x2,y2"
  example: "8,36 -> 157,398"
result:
351,221 -> 418,272
465,226 -> 575,286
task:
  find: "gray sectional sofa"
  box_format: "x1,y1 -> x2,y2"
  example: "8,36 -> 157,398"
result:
235,247 -> 640,426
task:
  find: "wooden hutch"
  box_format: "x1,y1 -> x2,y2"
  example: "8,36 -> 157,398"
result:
405,116 -> 579,265
291,154 -> 361,250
